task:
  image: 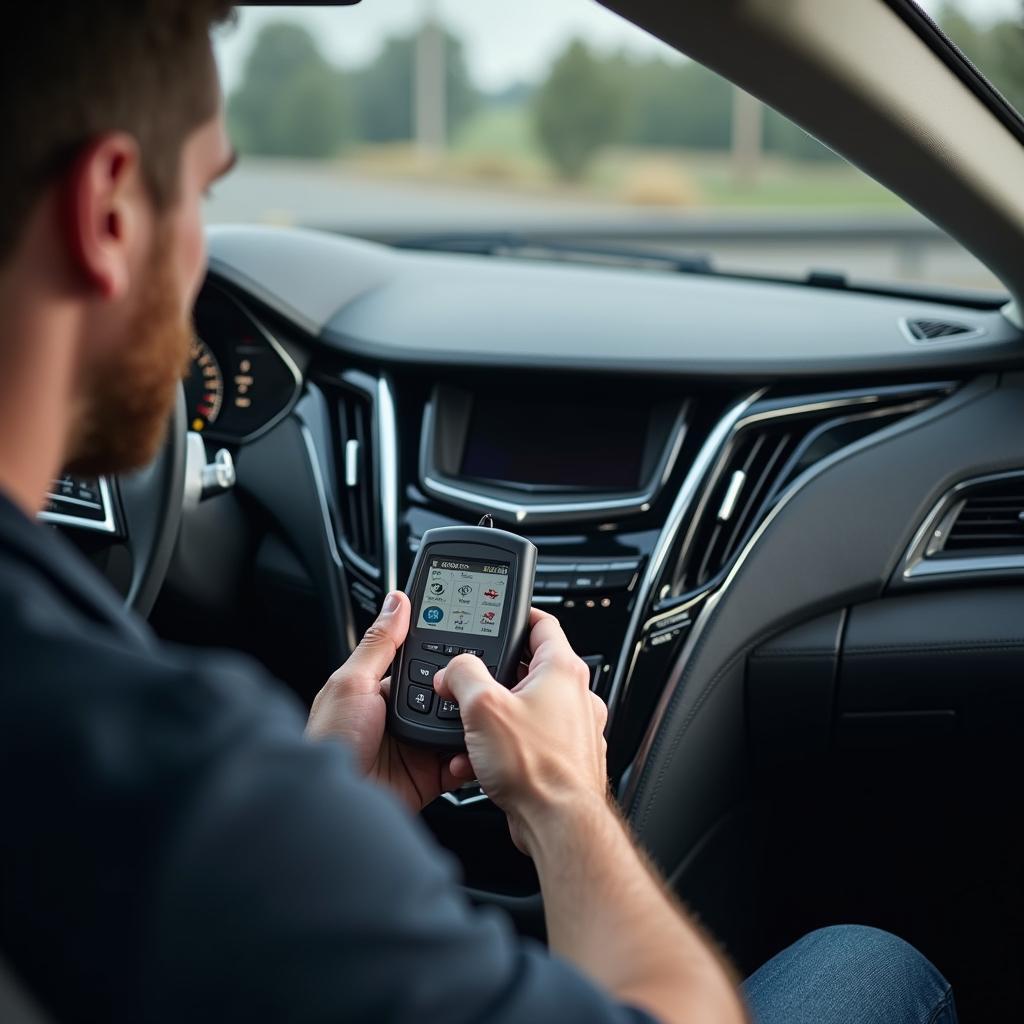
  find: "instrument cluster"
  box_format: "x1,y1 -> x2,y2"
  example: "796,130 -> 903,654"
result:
186,284 -> 301,443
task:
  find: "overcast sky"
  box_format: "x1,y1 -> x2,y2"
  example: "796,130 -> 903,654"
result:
214,0 -> 1022,95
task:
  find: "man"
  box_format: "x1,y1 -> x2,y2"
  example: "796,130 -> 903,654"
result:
0,4 -> 957,1022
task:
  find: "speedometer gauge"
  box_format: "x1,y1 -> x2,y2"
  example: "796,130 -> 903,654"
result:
185,337 -> 225,432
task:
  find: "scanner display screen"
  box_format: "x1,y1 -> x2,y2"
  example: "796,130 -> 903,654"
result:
418,557 -> 509,638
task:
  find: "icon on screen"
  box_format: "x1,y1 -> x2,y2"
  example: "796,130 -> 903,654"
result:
429,582 -> 445,596
458,584 -> 473,597
480,611 -> 496,625
423,606 -> 444,625
483,588 -> 499,600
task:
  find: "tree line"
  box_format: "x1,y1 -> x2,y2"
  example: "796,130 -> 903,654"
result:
228,22 -> 478,158
228,5 -> 1024,179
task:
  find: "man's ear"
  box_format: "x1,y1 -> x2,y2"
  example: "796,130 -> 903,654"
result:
62,133 -> 146,300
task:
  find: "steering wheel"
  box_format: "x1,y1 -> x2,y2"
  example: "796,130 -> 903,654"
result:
45,385 -> 188,617
117,385 -> 188,615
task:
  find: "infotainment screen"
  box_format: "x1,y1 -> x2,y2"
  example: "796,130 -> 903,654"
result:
418,557 -> 510,637
458,396 -> 649,491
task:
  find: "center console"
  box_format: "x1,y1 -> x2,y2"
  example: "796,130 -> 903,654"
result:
315,363 -> 955,900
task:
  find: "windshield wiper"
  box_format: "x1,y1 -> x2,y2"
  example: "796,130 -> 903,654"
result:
394,233 -> 715,275
393,231 -> 1006,309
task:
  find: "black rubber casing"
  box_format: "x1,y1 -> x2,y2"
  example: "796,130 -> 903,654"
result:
387,525 -> 537,750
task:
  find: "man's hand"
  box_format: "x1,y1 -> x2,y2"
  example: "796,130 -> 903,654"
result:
306,591 -> 463,812
437,609 -> 746,1024
435,608 -> 609,854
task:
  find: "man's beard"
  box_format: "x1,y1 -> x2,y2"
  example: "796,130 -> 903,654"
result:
65,235 -> 192,477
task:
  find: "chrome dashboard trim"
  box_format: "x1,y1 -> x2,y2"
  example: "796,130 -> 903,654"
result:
377,375 -> 399,594
419,401 -> 689,524
909,552 -> 1024,578
605,390 -> 765,729
299,425 -> 346,575
331,371 -> 398,591
299,420 -> 359,656
896,468 -> 1024,583
733,381 -> 954,430
38,477 -> 117,535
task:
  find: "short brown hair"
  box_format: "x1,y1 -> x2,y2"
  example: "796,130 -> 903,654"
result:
0,1 -> 234,261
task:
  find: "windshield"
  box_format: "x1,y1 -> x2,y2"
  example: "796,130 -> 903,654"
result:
209,2 -> 1004,294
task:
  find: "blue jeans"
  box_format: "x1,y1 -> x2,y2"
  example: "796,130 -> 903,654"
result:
744,926 -> 957,1024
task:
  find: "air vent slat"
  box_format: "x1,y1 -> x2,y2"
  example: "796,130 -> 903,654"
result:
947,534 -> 1023,543
943,478 -> 1024,553
954,516 -> 1019,524
718,433 -> 795,571
905,317 -> 978,342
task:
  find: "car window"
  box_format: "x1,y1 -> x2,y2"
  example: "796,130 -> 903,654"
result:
210,1 -> 1004,294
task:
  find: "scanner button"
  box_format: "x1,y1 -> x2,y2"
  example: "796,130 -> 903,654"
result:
408,660 -> 438,686
443,644 -> 460,657
407,685 -> 434,715
422,642 -> 443,654
460,647 -> 485,657
437,698 -> 461,721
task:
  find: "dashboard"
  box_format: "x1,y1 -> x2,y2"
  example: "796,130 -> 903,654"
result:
43,226 -> 1024,982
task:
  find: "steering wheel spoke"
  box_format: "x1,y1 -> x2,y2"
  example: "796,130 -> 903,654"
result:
39,475 -> 119,536
36,385 -> 188,617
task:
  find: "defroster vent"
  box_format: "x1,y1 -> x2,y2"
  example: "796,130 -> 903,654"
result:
903,317 -> 980,342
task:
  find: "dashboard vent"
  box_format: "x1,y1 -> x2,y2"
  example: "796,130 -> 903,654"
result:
944,478 -> 1024,552
904,317 -> 977,342
682,424 -> 801,589
335,381 -> 382,575
663,386 -> 953,598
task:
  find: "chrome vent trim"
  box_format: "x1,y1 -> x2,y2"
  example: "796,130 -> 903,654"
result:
658,384 -> 951,605
377,375 -> 399,595
335,375 -> 383,579
605,390 -> 765,728
899,469 -> 1024,583
326,372 -> 398,595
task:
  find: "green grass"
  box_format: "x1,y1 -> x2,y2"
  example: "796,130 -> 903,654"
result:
401,104 -> 911,212
698,165 -> 907,209
455,105 -> 541,159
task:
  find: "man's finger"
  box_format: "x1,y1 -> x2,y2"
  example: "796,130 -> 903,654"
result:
331,592 -> 410,692
435,654 -> 505,719
526,606 -> 577,663
448,753 -> 474,780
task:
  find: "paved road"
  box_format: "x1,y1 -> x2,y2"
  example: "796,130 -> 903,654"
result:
204,159 -> 1002,292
